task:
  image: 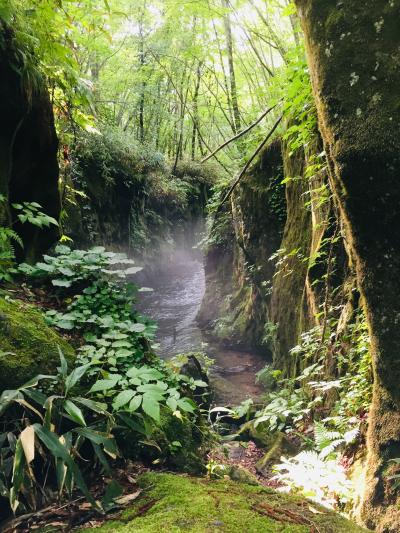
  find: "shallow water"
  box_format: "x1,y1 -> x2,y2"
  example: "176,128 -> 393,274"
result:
135,237 -> 265,405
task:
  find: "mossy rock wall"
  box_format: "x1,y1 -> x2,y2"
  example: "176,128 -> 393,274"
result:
200,134 -> 356,377
0,23 -> 60,262
269,142 -> 312,375
0,297 -> 75,391
199,140 -> 286,351
296,0 -> 400,529
65,131 -> 213,260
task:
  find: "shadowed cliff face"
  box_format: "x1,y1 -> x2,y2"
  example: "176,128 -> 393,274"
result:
0,24 -> 60,261
198,139 -> 286,353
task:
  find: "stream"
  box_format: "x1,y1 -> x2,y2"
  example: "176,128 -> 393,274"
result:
135,231 -> 265,405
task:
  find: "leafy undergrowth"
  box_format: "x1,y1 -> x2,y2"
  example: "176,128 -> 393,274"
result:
0,245 -> 209,520
79,472 -> 369,533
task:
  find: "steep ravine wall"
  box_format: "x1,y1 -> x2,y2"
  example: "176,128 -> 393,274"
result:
198,139 -> 286,352
0,23 -> 60,261
200,135 -> 357,375
64,134 -> 213,263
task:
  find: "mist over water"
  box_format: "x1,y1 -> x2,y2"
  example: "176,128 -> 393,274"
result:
134,218 -> 264,404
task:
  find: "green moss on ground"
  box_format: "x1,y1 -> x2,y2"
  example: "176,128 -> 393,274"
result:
80,472 -> 369,532
0,297 -> 75,391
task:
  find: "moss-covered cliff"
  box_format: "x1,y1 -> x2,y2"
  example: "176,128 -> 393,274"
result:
0,22 -> 60,262
0,296 -> 75,391
64,129 -> 215,259
198,139 -> 286,352
296,1 -> 400,530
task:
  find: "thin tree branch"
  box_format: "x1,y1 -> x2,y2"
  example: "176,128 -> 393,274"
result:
215,114 -> 283,214
202,104 -> 279,163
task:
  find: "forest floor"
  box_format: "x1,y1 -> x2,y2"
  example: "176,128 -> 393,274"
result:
2,439 -> 370,533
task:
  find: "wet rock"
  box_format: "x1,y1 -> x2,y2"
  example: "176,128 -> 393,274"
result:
255,432 -> 297,476
228,465 -> 260,486
180,354 -> 211,408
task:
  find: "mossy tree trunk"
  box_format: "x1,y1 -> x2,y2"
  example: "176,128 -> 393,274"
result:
295,1 -> 400,530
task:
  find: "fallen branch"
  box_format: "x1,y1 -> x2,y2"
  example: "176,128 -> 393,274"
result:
201,104 -> 279,163
214,114 -> 283,215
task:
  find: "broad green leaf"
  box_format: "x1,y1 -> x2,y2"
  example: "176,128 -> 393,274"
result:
177,398 -> 195,413
74,397 -> 109,414
65,364 -> 91,393
129,395 -> 142,412
112,390 -> 135,410
90,375 -> 121,393
193,380 -> 208,388
52,279 -> 72,287
142,394 -> 160,423
137,384 -> 167,395
128,323 -> 146,333
166,397 -> 177,411
58,347 -> 68,377
112,340 -> 132,348
64,400 -> 86,426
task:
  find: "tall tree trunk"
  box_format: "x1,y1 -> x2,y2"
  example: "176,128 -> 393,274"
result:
295,1 -> 400,531
138,6 -> 146,143
191,61 -> 202,160
223,0 -> 241,133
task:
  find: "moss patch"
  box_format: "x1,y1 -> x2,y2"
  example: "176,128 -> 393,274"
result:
80,472 -> 369,532
0,297 -> 74,391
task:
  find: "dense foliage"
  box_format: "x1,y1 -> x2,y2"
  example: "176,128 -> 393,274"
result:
0,245 -> 207,515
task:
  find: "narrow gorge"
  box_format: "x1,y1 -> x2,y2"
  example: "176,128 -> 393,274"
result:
0,1 -> 399,532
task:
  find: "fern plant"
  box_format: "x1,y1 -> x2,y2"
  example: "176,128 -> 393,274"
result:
0,226 -> 23,281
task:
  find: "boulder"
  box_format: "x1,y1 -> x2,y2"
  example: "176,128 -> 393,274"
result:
0,297 -> 75,391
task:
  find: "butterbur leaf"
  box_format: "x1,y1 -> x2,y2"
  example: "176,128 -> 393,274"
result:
112,390 -> 135,410
126,323 -> 146,333
142,394 -> 160,422
56,320 -> 75,330
193,380 -> 208,388
90,375 -> 121,393
112,340 -> 132,348
64,400 -> 86,426
52,279 -> 72,287
58,267 -> 74,276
